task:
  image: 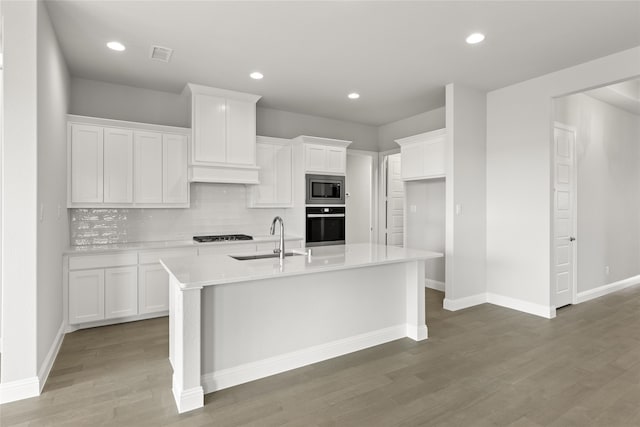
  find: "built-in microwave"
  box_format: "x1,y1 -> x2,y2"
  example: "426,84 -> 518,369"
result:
305,174 -> 345,205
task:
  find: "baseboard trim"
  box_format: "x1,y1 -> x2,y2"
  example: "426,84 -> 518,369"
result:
425,279 -> 445,292
576,274 -> 640,304
65,311 -> 168,333
486,293 -> 554,319
201,324 -> 407,394
443,293 -> 487,311
172,384 -> 204,414
0,376 -> 40,404
38,322 -> 66,393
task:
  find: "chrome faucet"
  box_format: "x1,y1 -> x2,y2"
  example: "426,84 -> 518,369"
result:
270,216 -> 285,261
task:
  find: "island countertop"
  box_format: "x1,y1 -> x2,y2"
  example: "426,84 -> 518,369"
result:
161,243 -> 443,289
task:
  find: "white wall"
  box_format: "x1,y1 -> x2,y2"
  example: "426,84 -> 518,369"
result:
377,107 -> 445,152
486,46 -> 640,316
257,107 -> 378,151
444,83 -> 487,304
405,179 -> 445,284
554,93 -> 640,293
37,1 -> 70,374
69,77 -> 189,127
1,0 -> 39,393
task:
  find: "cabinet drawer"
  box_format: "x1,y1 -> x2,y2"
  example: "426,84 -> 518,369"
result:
138,247 -> 198,264
69,252 -> 138,270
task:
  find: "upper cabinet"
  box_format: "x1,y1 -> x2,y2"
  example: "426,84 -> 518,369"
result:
395,129 -> 447,181
184,83 -> 262,184
247,136 -> 294,208
67,115 -> 190,208
295,135 -> 351,176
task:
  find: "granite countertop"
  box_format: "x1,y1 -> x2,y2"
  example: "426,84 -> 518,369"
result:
64,234 -> 304,255
161,243 -> 444,289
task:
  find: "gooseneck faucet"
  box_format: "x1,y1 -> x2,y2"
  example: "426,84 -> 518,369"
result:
270,216 -> 285,261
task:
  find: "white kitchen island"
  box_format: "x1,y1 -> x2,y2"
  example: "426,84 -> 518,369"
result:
161,243 -> 442,413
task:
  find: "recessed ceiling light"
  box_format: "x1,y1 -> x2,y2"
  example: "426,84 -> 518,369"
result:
107,41 -> 126,51
348,92 -> 360,100
466,33 -> 485,45
250,71 -> 264,80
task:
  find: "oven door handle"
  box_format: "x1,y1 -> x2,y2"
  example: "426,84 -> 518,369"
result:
307,214 -> 346,218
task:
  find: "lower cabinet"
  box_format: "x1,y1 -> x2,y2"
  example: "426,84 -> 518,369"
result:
105,267 -> 138,319
69,269 -> 105,324
138,264 -> 170,314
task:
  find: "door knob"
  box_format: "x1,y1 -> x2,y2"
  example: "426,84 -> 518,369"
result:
569,236 -> 576,242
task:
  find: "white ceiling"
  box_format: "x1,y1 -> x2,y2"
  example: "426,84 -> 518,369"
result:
46,1 -> 640,126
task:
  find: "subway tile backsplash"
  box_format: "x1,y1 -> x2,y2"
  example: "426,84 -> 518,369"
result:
70,183 -> 291,246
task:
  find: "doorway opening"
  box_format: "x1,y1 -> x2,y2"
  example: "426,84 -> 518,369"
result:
552,78 -> 640,310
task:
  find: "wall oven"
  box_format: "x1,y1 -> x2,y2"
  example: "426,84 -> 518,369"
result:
306,206 -> 345,247
305,174 -> 345,205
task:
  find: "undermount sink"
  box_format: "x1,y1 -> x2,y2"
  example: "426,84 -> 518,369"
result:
230,252 -> 303,261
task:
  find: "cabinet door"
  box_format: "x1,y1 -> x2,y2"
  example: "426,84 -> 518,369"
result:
305,144 -> 327,173
134,131 -> 163,203
103,127 -> 133,203
254,143 -> 276,204
163,134 -> 188,204
193,94 -> 226,164
138,264 -> 169,314
69,269 -> 105,324
105,266 -> 138,319
326,147 -> 346,175
70,124 -> 103,203
400,142 -> 425,180
273,143 -> 293,205
422,137 -> 446,178
226,99 -> 256,165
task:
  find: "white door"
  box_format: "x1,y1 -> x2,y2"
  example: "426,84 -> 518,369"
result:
346,152 -> 372,244
138,264 -> 169,314
326,147 -> 346,174
103,127 -> 133,203
69,269 -> 105,324
554,123 -> 576,308
305,144 -> 327,173
386,153 -> 404,247
105,266 -> 138,319
134,131 -> 163,203
70,124 -> 103,203
163,133 -> 188,204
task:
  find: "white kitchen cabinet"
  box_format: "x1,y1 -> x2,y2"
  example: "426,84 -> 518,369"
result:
134,131 -> 163,203
248,137 -> 293,208
395,129 -> 447,181
163,134 -> 189,204
69,268 -> 105,324
70,124 -> 104,204
296,136 -> 351,176
185,84 -> 261,184
137,247 -> 197,315
67,115 -> 190,208
103,127 -> 134,203
105,266 -> 138,319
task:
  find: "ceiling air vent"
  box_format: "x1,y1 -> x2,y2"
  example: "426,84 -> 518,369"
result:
149,45 -> 173,62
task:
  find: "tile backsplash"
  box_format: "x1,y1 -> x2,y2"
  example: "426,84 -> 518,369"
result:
70,183 -> 293,246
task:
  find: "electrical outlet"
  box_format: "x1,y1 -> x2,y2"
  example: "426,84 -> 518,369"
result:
57,204 -> 62,220
410,205 -> 417,213
39,204 -> 44,222
455,204 -> 462,215
605,266 -> 610,275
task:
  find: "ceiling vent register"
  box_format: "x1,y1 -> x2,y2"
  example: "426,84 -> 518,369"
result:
150,45 -> 173,62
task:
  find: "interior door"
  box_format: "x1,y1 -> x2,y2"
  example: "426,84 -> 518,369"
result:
386,153 -> 404,247
346,152 -> 372,243
553,123 -> 576,308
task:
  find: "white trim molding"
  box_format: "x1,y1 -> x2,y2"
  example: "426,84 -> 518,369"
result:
0,377 -> 40,404
576,275 -> 640,304
425,279 -> 445,292
201,325 -> 407,394
38,322 -> 66,392
486,293 -> 555,319
443,293 -> 487,311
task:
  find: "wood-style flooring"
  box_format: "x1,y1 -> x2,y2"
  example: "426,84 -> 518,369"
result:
1,287 -> 639,426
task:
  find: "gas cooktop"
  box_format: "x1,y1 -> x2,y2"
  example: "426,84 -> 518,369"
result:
193,234 -> 253,243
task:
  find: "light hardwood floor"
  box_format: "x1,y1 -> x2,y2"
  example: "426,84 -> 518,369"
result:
1,287 -> 639,426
